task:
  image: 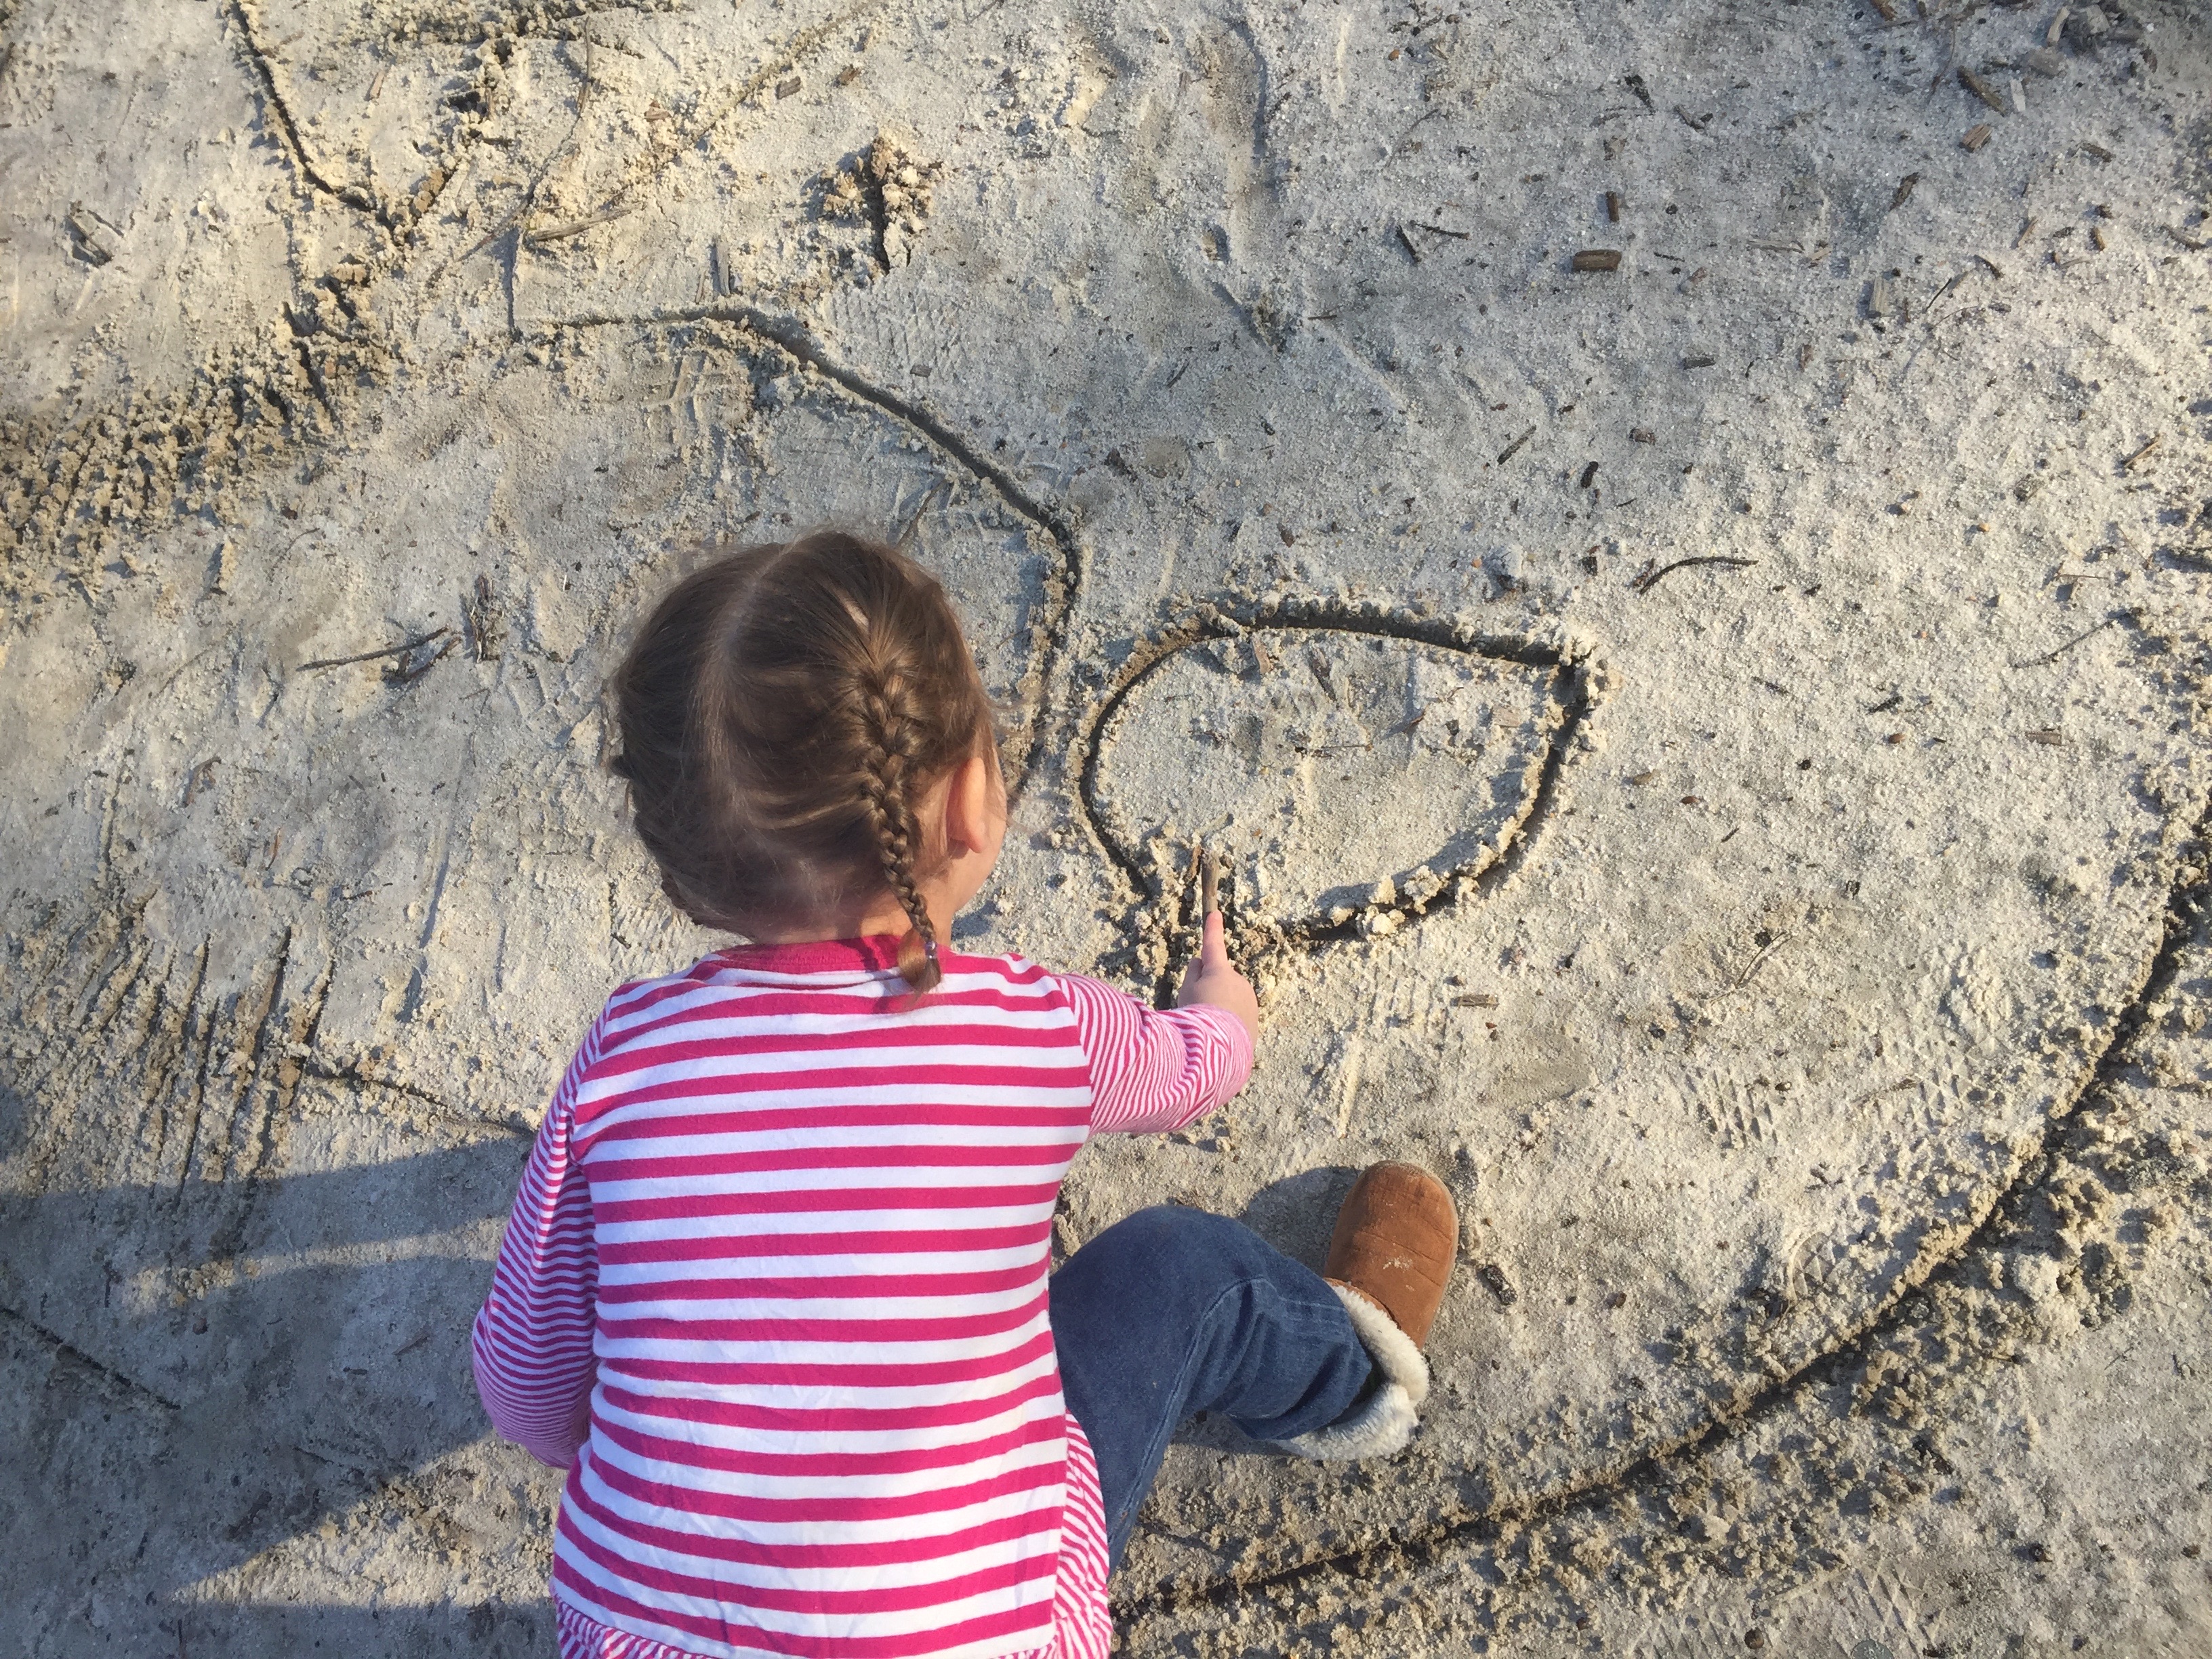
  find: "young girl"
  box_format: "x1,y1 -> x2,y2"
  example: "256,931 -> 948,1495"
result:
474,531 -> 1460,1659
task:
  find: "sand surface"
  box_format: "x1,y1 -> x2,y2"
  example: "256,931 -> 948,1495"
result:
4,0 -> 2211,1652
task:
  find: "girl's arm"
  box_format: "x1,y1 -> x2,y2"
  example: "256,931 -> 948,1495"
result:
1063,917 -> 1258,1134
470,1024 -> 603,1469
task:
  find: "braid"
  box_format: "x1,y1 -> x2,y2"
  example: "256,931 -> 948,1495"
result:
856,668 -> 944,994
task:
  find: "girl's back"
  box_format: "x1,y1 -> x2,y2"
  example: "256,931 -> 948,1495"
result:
478,933 -> 1246,1658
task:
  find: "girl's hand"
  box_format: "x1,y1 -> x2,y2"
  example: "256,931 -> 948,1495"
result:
1177,912 -> 1258,1042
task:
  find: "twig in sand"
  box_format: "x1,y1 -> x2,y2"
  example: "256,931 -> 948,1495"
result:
527,203 -> 634,245
1497,426 -> 1536,464
299,628 -> 451,673
2121,434 -> 2161,472
1633,556 -> 1757,594
2009,613 -> 2129,670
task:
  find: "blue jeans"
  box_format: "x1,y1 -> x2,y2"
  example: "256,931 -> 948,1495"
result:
1048,1205 -> 1378,1565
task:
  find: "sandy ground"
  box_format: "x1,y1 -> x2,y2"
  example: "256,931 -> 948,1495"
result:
4,0 -> 2211,1653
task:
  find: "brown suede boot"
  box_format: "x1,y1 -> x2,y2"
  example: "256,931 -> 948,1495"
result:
1324,1160 -> 1460,1351
1273,1162 -> 1459,1462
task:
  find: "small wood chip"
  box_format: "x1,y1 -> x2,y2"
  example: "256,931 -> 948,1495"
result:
1630,426 -> 1656,444
1868,0 -> 1898,17
775,75 -> 802,98
1629,770 -> 1658,785
1498,425 -> 1536,463
1682,352 -> 1717,369
1572,248 -> 1623,272
2027,727 -> 2066,745
525,203 -> 634,245
1454,992 -> 1501,1008
1891,172 -> 1920,209
1680,794 -> 1704,806
2080,141 -> 2113,162
2089,225 -> 2107,251
1961,123 -> 1993,152
2121,434 -> 2161,471
836,64 -> 861,85
1958,67 -> 2007,112
1605,190 -> 1624,223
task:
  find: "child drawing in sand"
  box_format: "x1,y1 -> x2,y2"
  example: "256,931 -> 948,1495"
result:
472,530 -> 1461,1658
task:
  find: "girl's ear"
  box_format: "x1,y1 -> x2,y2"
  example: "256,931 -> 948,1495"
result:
943,752 -> 999,857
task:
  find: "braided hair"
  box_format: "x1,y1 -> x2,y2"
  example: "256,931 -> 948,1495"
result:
609,531 -> 996,993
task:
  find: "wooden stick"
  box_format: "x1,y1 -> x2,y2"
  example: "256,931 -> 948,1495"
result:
1202,846 -> 1220,917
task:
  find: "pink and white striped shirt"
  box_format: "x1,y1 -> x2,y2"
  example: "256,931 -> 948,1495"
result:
473,937 -> 1253,1659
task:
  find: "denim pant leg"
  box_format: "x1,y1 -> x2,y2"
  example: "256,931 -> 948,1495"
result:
1048,1205 -> 1377,1565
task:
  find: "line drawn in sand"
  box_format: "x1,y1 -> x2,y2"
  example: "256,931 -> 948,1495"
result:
1073,592 -> 1605,1001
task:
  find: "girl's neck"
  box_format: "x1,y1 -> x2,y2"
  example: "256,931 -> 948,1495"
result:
745,898 -> 926,947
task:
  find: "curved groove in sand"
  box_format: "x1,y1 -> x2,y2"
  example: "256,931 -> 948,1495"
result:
1111,796 -> 2212,1629
1074,596 -> 1598,970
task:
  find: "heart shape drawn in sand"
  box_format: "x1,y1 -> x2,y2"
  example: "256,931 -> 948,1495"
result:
1076,598 -> 1603,968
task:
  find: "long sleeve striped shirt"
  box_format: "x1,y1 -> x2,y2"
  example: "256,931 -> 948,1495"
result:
472,937 -> 1253,1659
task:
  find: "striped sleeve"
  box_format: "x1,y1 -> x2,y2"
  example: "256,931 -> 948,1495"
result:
1051,1417 -> 1115,1659
473,1013 -> 607,1469
1058,974 -> 1254,1135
